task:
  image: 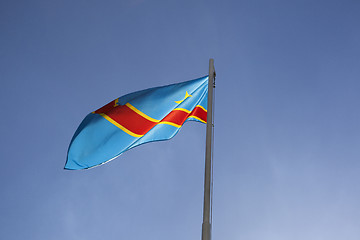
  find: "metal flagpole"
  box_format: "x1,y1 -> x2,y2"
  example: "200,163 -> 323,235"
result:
202,58 -> 215,240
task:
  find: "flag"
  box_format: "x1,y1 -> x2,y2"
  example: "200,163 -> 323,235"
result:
65,76 -> 209,170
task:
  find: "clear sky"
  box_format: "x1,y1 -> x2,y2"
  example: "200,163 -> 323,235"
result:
1,0 -> 360,239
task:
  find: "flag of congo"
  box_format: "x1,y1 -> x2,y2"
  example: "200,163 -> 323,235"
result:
65,76 -> 208,170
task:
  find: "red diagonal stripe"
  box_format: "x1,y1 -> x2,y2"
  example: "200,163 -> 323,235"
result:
161,110 -> 189,126
161,106 -> 207,127
189,106 -> 207,123
94,100 -> 207,136
94,100 -> 156,136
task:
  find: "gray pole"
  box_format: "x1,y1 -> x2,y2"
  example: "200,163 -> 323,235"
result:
202,58 -> 215,240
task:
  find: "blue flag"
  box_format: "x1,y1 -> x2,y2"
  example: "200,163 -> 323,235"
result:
65,76 -> 209,170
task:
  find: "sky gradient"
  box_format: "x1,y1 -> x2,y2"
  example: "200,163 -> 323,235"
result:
1,0 -> 360,239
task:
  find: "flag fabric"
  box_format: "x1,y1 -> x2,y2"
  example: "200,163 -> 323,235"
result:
65,76 -> 209,170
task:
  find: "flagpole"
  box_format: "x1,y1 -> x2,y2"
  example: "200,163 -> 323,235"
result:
202,58 -> 215,240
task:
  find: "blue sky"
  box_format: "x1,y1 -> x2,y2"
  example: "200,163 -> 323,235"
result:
1,0 -> 360,239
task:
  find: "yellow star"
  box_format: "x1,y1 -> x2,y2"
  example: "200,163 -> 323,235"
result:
175,91 -> 192,104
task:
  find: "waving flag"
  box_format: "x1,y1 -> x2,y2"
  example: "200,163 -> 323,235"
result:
65,76 -> 209,170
